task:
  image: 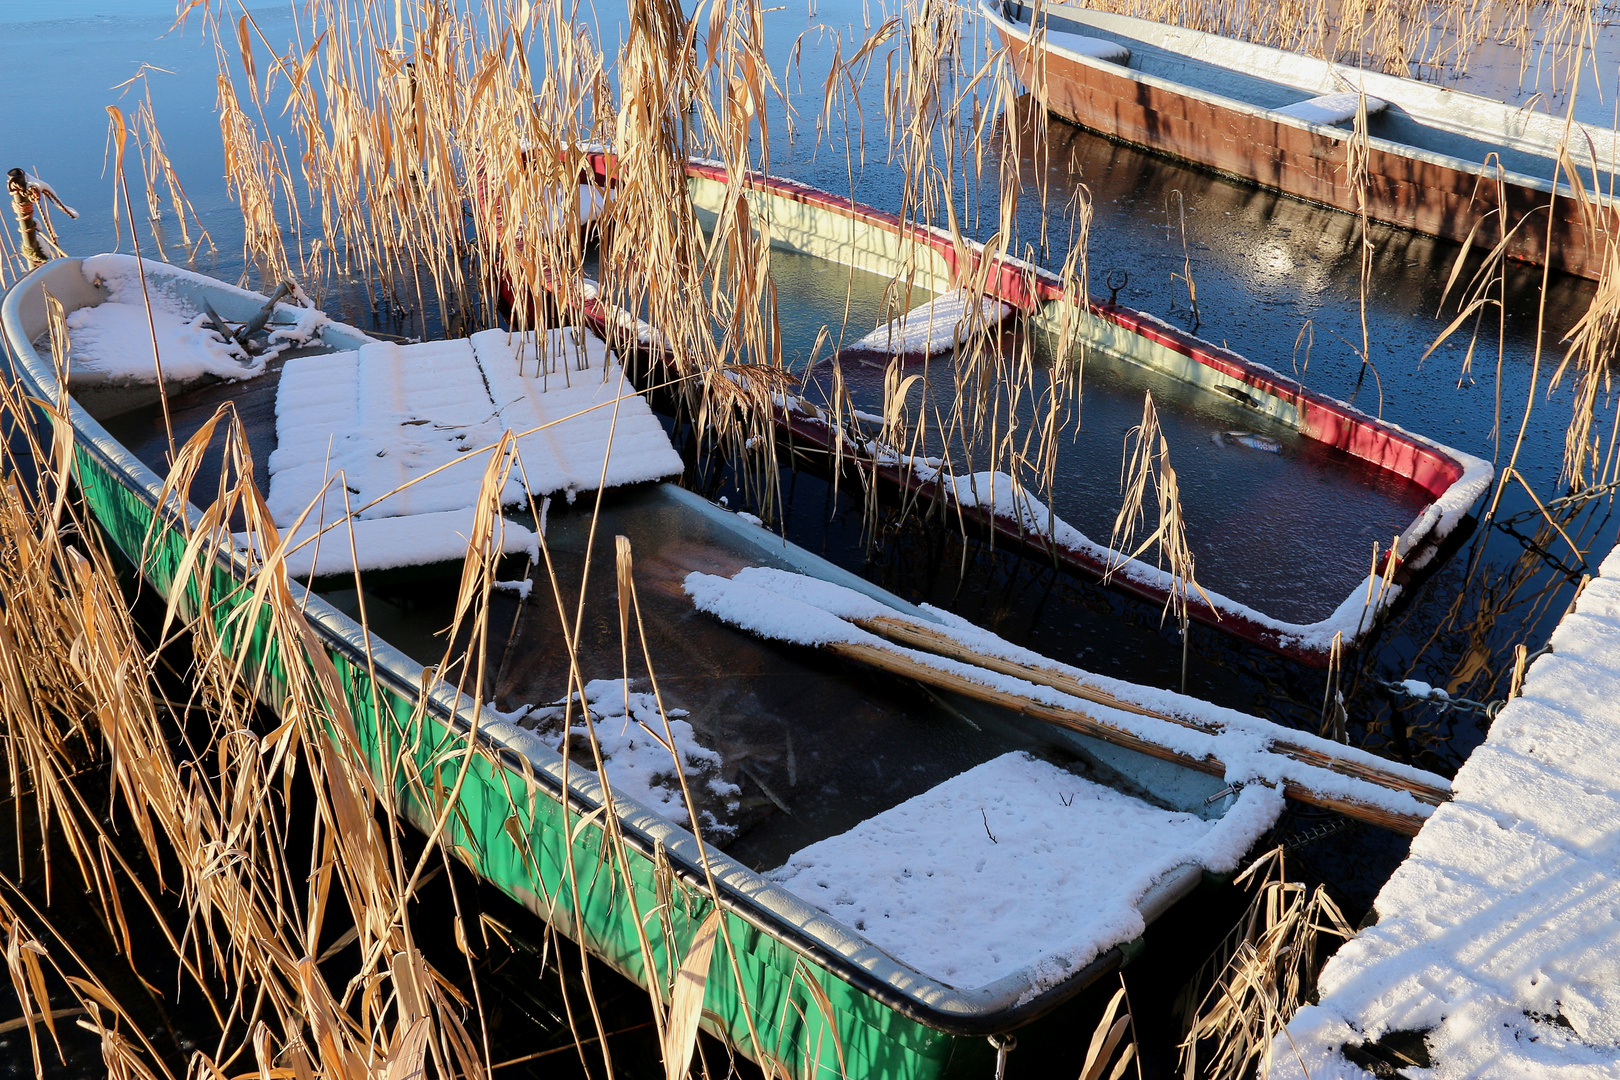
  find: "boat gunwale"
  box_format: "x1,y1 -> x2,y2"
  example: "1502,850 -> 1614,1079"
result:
0,255 -> 1234,1042
568,153 -> 1491,662
983,0 -> 1615,202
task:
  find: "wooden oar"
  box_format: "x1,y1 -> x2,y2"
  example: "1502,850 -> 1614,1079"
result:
855,614 -> 1451,809
823,636 -> 1432,835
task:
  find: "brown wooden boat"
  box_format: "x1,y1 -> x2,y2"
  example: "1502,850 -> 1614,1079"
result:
984,0 -> 1618,280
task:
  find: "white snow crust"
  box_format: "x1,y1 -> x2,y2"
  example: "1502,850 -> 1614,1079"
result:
1276,541 -> 1620,1080
265,327 -> 677,576
254,507 -> 537,580
65,298 -> 256,384
924,465 -> 1400,652
1276,91 -> 1391,126
1042,29 -> 1132,64
468,328 -> 683,497
65,254 -> 328,385
847,289 -> 1014,358
683,565 -> 1446,821
515,679 -> 741,839
769,751 -> 1277,989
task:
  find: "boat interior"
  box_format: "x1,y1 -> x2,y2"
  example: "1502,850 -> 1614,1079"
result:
996,0 -> 1620,186
675,170 -> 1439,625
31,254 -> 1269,1000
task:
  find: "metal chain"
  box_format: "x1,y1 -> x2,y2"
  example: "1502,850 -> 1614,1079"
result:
1373,677 -> 1505,719
1283,815 -> 1356,852
1371,637 -> 1555,723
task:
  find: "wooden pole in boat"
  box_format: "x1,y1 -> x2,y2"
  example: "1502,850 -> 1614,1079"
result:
853,613 -> 1451,809
819,630 -> 1440,836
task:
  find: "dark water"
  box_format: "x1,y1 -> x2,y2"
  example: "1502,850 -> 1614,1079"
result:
764,240 -> 1436,623
5,0 -> 1620,1075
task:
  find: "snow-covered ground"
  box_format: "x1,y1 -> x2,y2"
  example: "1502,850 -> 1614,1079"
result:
1276,543 -> 1620,1079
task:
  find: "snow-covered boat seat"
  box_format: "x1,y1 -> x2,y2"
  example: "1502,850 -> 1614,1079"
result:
1275,91 -> 1390,126
846,288 -> 1016,360
262,327 -> 681,578
1043,29 -> 1131,64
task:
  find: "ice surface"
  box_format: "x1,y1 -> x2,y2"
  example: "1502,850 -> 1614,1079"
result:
1277,541 -> 1620,1079
769,751 -> 1274,989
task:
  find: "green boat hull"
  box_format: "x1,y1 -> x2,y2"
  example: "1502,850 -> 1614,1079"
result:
5,257 -> 1143,1080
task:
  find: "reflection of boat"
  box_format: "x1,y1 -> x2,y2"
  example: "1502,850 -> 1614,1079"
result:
3,256 -> 1450,1080
543,153 -> 1492,666
983,0 -> 1618,280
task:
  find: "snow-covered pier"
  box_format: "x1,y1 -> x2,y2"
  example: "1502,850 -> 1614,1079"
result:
1277,545 -> 1620,1078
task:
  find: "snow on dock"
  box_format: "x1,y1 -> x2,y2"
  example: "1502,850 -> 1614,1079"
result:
770,751 -> 1277,990
1277,543 -> 1620,1079
846,288 -> 1014,359
264,327 -> 680,576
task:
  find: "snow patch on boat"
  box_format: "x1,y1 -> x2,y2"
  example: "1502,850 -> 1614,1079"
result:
1275,91 -> 1389,127
264,327 -> 678,576
65,298 -> 257,384
685,564 -> 1447,820
923,465 -> 1401,653
1040,28 -> 1131,64
846,288 -> 1015,358
469,327 -> 683,497
244,507 -> 537,580
768,751 -> 1277,990
514,679 -> 741,840
1276,539 -> 1620,1080
63,253 -> 329,385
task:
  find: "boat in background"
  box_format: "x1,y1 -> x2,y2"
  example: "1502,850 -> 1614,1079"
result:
538,152 -> 1493,667
983,0 -> 1618,280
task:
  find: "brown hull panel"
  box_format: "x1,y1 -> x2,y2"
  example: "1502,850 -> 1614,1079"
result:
1000,29 -> 1613,280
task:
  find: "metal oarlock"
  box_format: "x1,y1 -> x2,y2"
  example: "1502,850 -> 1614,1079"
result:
1106,267 -> 1129,306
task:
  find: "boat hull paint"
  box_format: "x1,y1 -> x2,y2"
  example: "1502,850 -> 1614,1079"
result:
3,259 -> 1152,1080
558,153 -> 1489,666
989,2 -> 1615,280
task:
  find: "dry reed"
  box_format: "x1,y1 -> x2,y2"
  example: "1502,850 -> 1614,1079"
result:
1177,848 -> 1353,1080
